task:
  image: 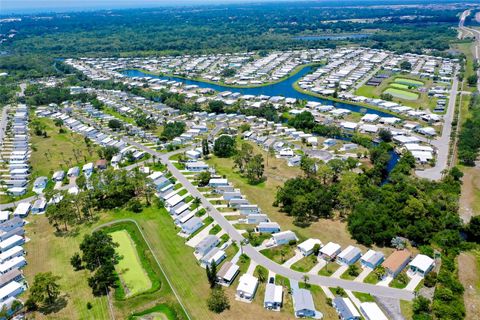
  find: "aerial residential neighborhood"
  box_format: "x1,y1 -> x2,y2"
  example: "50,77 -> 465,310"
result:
0,1 -> 480,320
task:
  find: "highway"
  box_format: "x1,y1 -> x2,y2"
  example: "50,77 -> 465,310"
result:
123,136 -> 414,301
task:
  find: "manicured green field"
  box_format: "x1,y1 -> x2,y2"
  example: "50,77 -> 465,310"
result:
390,83 -> 410,90
394,78 -> 424,87
110,230 -> 152,297
384,88 -> 419,100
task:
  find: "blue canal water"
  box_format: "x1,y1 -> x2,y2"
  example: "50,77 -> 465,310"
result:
294,34 -> 371,41
122,68 -> 400,177
121,67 -> 393,118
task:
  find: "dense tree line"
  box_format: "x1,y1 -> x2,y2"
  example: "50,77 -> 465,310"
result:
458,92 -> 480,165
161,121 -> 186,141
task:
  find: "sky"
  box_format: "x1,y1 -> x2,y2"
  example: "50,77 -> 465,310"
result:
1,0 -> 290,14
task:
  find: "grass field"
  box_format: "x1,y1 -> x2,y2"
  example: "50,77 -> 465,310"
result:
452,42 -> 477,92
260,245 -> 296,265
30,117 -> 98,178
390,83 -> 410,90
383,88 -> 419,100
318,262 -> 340,276
129,304 -> 179,320
110,230 -> 152,297
394,78 -> 424,86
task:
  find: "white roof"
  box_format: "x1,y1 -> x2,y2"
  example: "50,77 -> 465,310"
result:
0,281 -> 22,301
409,254 -> 434,272
0,256 -> 25,274
147,171 -> 163,181
13,202 -> 30,216
360,302 -> 388,320
0,212 -> 9,221
320,242 -> 341,256
166,194 -> 184,207
0,246 -> 23,263
298,238 -> 322,253
209,178 -> 228,184
237,273 -> 258,296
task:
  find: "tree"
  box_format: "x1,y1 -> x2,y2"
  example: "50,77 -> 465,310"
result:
70,252 -> 83,270
161,121 -> 186,141
467,215 -> 480,243
302,274 -> 310,288
347,264 -> 360,277
373,266 -> 385,280
79,231 -> 120,271
300,156 -> 317,177
467,74 -> 478,86
256,267 -> 267,283
233,142 -> 253,173
208,100 -> 225,113
29,272 -> 62,305
400,60 -> 412,70
312,243 -> 321,256
196,171 -> 211,187
201,138 -> 210,156
88,263 -> 118,296
378,128 -> 393,142
207,287 -> 230,313
245,154 -> 264,184
97,146 -> 119,161
213,135 -> 236,157
107,119 -> 123,130
206,260 -> 218,288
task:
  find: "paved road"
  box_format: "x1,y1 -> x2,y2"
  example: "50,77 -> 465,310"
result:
124,136 -> 414,300
415,73 -> 459,180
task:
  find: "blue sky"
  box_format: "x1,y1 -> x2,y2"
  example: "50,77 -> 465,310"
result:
1,0 -> 288,14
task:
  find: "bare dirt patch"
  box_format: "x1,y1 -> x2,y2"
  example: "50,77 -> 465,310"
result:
458,251 -> 480,320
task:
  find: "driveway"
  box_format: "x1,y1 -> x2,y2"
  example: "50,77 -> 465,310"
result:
331,264 -> 349,279
354,267 -> 373,282
405,274 -> 423,291
308,259 -> 326,275
185,223 -> 214,247
282,250 -> 303,268
377,276 -> 394,287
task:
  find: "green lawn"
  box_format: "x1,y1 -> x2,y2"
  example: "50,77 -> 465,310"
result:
340,262 -> 362,280
394,77 -> 424,86
291,255 -> 318,273
363,271 -> 380,284
30,117 -> 98,178
318,262 -> 340,276
209,224 -> 222,235
110,230 -> 152,297
353,291 -> 375,302
383,88 -> 419,100
390,83 -> 410,90
400,300 -> 413,320
130,304 -> 179,320
260,245 -> 296,265
389,272 -> 409,289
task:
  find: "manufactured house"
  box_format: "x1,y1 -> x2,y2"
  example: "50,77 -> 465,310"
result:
408,254 -> 435,277
31,198 -> 47,214
0,281 -> 23,303
360,302 -> 388,320
82,163 -> 94,176
52,170 -> 65,182
239,205 -> 260,215
67,166 -> 80,177
13,203 -> 30,218
333,297 -> 361,320
298,239 -> 323,256
0,236 -> 24,254
195,235 -> 219,257
185,161 -> 209,172
320,242 -> 342,261
209,178 -> 229,188
181,217 -> 203,235
0,218 -> 24,233
293,288 -> 317,318
236,274 -> 258,301
337,245 -> 362,265
0,246 -> 24,264
257,222 -> 281,234
216,262 -> 239,286
245,214 -> 269,224
272,230 -> 298,245
382,249 -> 411,278
264,283 -> 283,311
200,248 -> 226,267
360,250 -> 385,269
33,177 -> 48,191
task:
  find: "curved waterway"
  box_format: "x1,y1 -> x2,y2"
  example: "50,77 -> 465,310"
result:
121,67 -> 394,118
122,67 -> 400,177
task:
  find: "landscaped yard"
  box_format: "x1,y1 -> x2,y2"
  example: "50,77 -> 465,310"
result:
291,255 -> 318,273
318,262 -> 341,276
109,230 -> 152,297
363,271 -> 381,284
260,245 -> 296,265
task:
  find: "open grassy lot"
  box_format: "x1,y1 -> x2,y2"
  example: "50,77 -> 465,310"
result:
318,262 -> 340,277
383,88 -> 419,100
458,250 -> 480,320
206,141 -> 387,256
291,255 -> 318,273
110,230 -> 152,297
260,245 -> 296,265
451,42 -> 477,92
30,117 -> 98,178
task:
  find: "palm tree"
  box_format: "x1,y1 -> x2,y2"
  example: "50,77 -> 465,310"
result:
302,274 -> 310,288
